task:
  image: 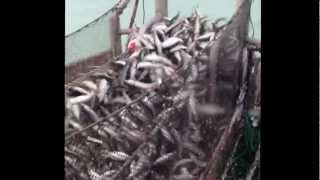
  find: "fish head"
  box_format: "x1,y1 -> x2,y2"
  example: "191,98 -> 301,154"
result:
128,39 -> 141,54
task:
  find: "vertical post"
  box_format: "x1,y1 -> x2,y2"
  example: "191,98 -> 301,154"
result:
109,12 -> 122,57
155,0 -> 168,17
235,0 -> 242,10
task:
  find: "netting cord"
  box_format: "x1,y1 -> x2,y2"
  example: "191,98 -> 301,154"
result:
65,0 -> 129,38
65,8 -> 114,38
142,0 -> 145,24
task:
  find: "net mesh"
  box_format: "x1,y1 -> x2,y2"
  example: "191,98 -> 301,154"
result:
65,9 -> 114,66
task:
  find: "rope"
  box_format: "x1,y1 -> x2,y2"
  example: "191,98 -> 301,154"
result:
142,0 -> 145,24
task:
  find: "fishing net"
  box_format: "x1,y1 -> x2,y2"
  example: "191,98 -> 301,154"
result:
65,10 -> 114,66
64,0 -> 260,180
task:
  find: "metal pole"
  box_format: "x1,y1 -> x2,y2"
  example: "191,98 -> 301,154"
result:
155,0 -> 168,17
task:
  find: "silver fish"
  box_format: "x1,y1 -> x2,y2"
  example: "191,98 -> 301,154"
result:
141,95 -> 157,116
151,22 -> 167,33
68,92 -> 94,105
153,31 -> 163,55
110,96 -> 128,104
188,92 -> 198,118
197,32 -> 215,41
119,61 -> 131,86
96,129 -> 111,143
162,37 -> 183,48
134,32 -> 155,50
162,66 -> 176,77
171,128 -> 183,157
172,89 -> 191,103
156,29 -> 166,41
196,54 -> 209,62
130,59 -> 138,80
154,67 -> 164,84
149,171 -> 165,180
253,51 -> 261,59
187,41 -> 196,53
70,104 -> 81,120
68,144 -> 87,156
129,155 -> 151,178
198,41 -> 209,49
137,61 -> 164,69
194,7 -> 201,17
97,79 -> 109,102
90,72 -> 113,81
68,119 -> 83,131
143,34 -> 155,45
183,18 -> 191,26
169,12 -> 180,24
130,49 -> 142,59
160,127 -> 175,143
169,44 -> 187,53
212,17 -> 227,32
137,68 -> 150,81
182,141 -> 205,158
195,103 -> 225,115
122,89 -> 132,103
189,153 -> 207,167
171,173 -> 196,180
144,143 -> 157,158
125,79 -> 159,90
153,151 -> 176,166
65,155 -> 82,170
133,170 -> 149,180
170,23 -> 184,37
189,121 -> 202,143
165,18 -> 184,34
80,103 -> 100,122
88,169 -> 102,180
102,170 -> 116,177
130,160 -> 137,176
81,80 -> 97,91
143,53 -> 175,67
129,103 -> 151,123
68,86 -> 90,95
172,27 -> 187,37
87,136 -> 103,145
200,16 -> 208,25
102,125 -> 124,143
119,110 -> 139,129
173,51 -> 182,64
193,16 -> 200,40
114,59 -> 127,66
121,126 -> 146,144
106,151 -> 130,161
186,63 -> 198,83
172,159 -> 194,173
180,51 -> 193,68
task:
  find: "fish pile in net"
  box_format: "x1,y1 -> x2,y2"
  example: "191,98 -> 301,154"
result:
65,9 -> 230,180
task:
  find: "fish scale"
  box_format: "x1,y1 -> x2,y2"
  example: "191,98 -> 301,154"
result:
129,155 -> 151,178
153,151 -> 176,166
107,151 -> 130,161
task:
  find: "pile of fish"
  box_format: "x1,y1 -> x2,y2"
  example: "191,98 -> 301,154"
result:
65,9 -> 229,180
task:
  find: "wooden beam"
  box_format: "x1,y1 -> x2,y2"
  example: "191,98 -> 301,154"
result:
155,0 -> 168,17
109,12 -> 122,57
